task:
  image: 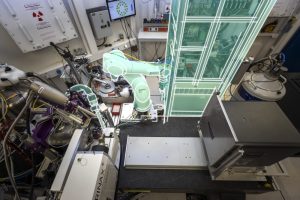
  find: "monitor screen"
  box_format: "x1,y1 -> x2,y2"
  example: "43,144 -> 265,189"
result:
107,0 -> 136,21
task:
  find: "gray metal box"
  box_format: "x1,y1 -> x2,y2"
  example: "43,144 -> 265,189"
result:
60,152 -> 118,200
87,7 -> 113,40
200,93 -> 300,179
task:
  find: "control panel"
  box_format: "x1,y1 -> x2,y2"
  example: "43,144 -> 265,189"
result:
87,7 -> 113,40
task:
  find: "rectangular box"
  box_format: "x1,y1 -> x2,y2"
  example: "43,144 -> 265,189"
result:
61,152 -> 118,200
200,93 -> 300,179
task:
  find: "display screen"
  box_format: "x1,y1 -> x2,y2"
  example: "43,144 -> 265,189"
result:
107,0 -> 136,21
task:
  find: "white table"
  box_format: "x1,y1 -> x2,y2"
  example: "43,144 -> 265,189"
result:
138,29 -> 168,60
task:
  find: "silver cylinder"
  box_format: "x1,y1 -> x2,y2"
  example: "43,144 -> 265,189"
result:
30,81 -> 68,106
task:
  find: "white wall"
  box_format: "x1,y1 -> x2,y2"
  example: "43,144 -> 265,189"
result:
247,0 -> 300,59
0,0 -> 171,73
75,0 -> 136,47
0,0 -> 298,73
0,0 -> 138,73
0,0 -> 85,73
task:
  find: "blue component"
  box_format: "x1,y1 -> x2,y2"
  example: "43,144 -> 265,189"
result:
282,28 -> 300,72
238,86 -> 262,101
56,69 -> 62,76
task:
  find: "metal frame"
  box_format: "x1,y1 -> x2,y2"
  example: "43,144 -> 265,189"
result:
163,0 -> 277,120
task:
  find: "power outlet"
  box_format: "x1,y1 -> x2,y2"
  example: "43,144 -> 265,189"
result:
150,27 -> 158,32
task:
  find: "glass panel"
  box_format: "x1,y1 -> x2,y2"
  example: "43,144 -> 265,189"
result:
171,94 -> 211,113
187,0 -> 221,16
252,1 -> 271,19
171,111 -> 203,116
203,23 -> 248,78
222,0 -> 261,16
182,23 -> 210,47
163,0 -> 276,119
171,0 -> 180,21
177,51 -> 201,78
167,16 -> 175,54
175,82 -> 221,89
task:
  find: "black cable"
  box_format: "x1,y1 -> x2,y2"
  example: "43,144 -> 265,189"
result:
2,92 -> 33,200
229,84 -> 238,101
125,18 -> 141,58
279,189 -> 286,200
160,45 -> 166,59
120,19 -> 132,55
97,37 -> 107,47
26,107 -> 32,136
151,42 -> 157,61
50,42 -> 82,84
29,153 -> 35,200
48,78 -> 64,93
26,73 -> 50,85
124,18 -> 133,39
124,20 -> 132,54
122,19 -> 130,39
151,42 -> 161,61
27,72 -> 63,92
125,18 -> 136,38
7,80 -> 26,100
120,20 -> 127,39
156,43 -> 161,59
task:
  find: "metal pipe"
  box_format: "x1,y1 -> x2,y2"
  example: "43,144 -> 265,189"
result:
77,105 -> 97,117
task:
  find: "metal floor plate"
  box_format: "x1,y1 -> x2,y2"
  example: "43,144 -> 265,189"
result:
124,136 -> 207,169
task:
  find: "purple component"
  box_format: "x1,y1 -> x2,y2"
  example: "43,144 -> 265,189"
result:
30,92 -> 90,151
32,119 -> 54,146
31,107 -> 54,150
65,91 -> 90,112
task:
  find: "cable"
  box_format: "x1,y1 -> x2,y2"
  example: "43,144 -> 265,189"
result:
151,42 -> 161,61
110,51 -> 159,67
7,80 -> 26,101
26,72 -> 50,85
2,91 -> 33,200
125,18 -> 136,39
229,84 -> 238,101
160,44 -> 166,59
121,19 -> 133,55
123,52 -> 140,61
278,189 -> 286,200
124,18 -> 142,58
50,42 -> 82,84
0,169 -> 32,182
29,153 -> 35,200
0,159 -> 42,182
31,98 -> 46,109
0,92 -> 8,121
97,37 -> 107,47
48,78 -> 64,92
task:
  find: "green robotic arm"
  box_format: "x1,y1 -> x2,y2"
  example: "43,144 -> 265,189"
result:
103,50 -> 161,112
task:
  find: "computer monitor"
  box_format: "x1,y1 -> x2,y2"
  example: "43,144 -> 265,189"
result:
106,0 -> 136,21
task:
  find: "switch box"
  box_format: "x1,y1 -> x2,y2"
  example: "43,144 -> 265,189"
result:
87,7 -> 112,40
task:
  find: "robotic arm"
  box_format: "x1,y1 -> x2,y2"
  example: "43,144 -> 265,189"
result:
103,50 -> 161,112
